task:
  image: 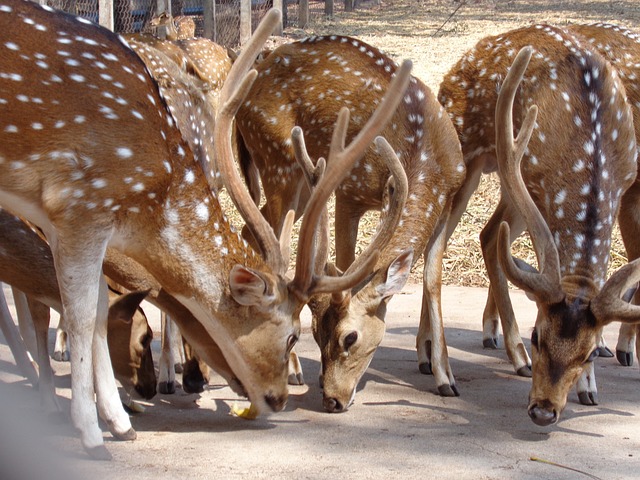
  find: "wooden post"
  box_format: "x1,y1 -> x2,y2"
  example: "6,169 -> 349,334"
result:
203,0 -> 216,41
240,0 -> 251,45
272,0 -> 284,35
344,0 -> 354,13
98,0 -> 114,30
299,0 -> 309,28
325,0 -> 334,17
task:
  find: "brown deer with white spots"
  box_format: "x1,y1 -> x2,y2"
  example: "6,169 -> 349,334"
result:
0,210 -> 156,413
149,11 -> 196,41
0,1 -> 411,458
565,23 -> 640,369
439,28 -> 640,425
236,35 -> 466,411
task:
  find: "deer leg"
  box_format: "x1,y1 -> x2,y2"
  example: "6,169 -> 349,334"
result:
0,286 -> 39,387
417,218 -> 458,396
158,313 -> 177,394
12,287 -> 38,360
53,325 -> 69,362
334,197 -> 367,271
52,232 -> 130,460
92,275 -> 136,442
616,183 -> 640,367
182,338 -> 211,394
288,350 -> 304,385
26,295 -> 63,415
444,155 -> 489,241
481,220 -> 521,350
616,323 -> 636,366
480,200 -> 531,377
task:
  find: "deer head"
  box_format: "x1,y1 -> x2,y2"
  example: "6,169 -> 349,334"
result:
495,46 -> 640,426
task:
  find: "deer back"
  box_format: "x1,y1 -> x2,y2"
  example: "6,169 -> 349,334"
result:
440,25 -> 636,285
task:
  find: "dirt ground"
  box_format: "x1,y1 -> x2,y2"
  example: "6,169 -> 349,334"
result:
2,1 -> 640,479
2,283 -> 640,479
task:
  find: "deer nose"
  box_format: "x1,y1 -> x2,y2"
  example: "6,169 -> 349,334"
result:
264,394 -> 287,412
528,405 -> 558,426
323,397 -> 345,413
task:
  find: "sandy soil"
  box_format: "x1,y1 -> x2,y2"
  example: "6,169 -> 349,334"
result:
2,1 -> 640,479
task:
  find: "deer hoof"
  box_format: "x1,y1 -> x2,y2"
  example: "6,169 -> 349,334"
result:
112,427 -> 137,441
597,346 -> 614,358
437,383 -> 459,397
616,349 -> 634,367
158,381 -> 176,395
483,337 -> 498,349
288,372 -> 305,385
173,362 -> 184,374
418,362 -> 433,375
516,365 -> 532,377
52,350 -> 70,362
85,444 -> 112,461
578,391 -> 598,406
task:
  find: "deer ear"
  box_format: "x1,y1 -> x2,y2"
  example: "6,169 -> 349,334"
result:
229,265 -> 277,307
108,290 -> 150,324
509,257 -> 541,302
375,249 -> 413,299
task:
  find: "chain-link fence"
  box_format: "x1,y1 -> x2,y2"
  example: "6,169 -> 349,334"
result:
43,0 -> 341,49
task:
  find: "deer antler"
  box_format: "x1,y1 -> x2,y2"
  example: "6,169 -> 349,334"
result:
343,136 -> 409,277
215,9 -> 286,273
290,60 -> 413,297
495,47 -> 563,304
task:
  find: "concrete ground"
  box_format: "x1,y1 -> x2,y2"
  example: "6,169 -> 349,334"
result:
1,282 -> 639,479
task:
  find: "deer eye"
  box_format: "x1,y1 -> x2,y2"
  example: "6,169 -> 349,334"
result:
530,329 -> 539,349
586,349 -> 599,363
344,331 -> 358,351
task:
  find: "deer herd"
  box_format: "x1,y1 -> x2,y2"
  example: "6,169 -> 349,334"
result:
1,0 -> 640,459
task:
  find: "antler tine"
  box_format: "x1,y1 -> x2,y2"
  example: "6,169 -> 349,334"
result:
291,126 -> 329,276
591,258 -> 640,323
291,59 -> 413,297
214,9 -> 286,273
495,46 -> 562,300
344,136 -> 409,277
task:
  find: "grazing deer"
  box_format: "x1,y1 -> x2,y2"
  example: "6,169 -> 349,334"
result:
0,1 -> 411,457
440,26 -> 639,425
566,23 -> 640,369
236,35 -> 466,411
0,210 -> 156,412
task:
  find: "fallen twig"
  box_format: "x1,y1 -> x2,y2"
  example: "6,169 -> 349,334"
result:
530,456 -> 603,480
432,0 -> 467,36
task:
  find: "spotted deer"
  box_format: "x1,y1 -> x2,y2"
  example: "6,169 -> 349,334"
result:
440,28 -> 640,425
0,1 -> 411,457
150,11 -> 196,40
565,23 -> 640,369
236,35 -> 466,411
0,210 -> 156,412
